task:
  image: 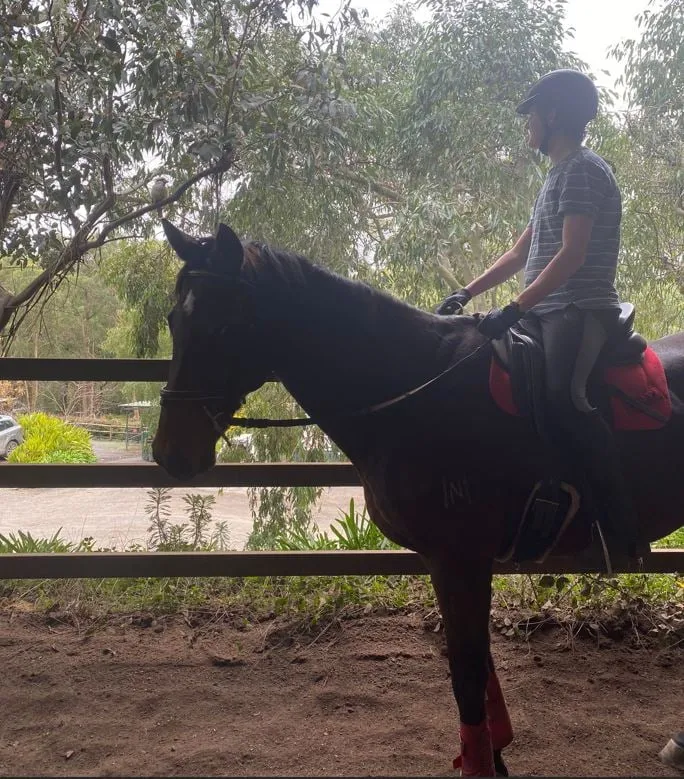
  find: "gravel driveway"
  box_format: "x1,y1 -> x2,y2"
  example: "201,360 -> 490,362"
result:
0,441 -> 365,550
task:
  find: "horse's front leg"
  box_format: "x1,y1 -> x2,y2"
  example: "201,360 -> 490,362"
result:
428,555 -> 501,777
487,652 -> 512,776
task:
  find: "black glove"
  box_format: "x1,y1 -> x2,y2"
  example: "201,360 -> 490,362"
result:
478,302 -> 523,339
435,287 -> 472,315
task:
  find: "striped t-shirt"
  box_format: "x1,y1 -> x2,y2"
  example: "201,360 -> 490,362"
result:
524,147 -> 622,314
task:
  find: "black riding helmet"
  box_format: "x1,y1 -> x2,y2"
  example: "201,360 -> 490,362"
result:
516,69 -> 599,154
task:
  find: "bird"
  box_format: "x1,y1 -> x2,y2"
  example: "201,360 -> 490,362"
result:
150,177 -> 168,217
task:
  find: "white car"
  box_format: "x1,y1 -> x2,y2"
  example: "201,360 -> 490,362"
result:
0,415 -> 23,459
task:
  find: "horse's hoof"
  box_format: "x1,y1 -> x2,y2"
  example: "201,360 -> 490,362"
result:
659,732 -> 684,772
494,749 -> 509,777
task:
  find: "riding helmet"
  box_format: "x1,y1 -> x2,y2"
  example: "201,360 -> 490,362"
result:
516,69 -> 599,126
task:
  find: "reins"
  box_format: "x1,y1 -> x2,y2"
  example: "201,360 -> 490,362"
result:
160,339 -> 491,440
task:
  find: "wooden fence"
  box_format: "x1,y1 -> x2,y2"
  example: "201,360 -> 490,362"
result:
1,358 -> 683,580
71,421 -> 142,442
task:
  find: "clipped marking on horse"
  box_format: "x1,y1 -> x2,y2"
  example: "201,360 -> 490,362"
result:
442,477 -> 474,507
489,346 -> 672,431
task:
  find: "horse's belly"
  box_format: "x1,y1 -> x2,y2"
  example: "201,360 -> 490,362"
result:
357,459 -> 506,558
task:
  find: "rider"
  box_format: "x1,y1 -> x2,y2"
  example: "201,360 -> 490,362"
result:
437,69 -> 640,560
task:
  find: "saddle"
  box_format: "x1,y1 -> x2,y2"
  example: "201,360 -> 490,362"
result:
489,303 -> 671,566
491,303 -> 669,433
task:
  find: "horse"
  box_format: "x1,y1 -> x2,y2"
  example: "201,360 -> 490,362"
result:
152,220 -> 684,776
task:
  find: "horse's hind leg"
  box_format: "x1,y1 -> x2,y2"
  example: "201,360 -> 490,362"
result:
428,556 -> 497,776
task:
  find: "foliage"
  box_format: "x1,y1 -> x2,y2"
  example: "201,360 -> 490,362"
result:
143,488 -> 230,551
274,498 -> 399,551
0,528 -> 95,554
0,0 -> 361,341
0,259 -> 122,413
216,383 -> 329,550
8,412 -> 96,463
493,570 -> 683,617
611,0 -> 683,129
655,526 -> 684,549
99,240 -> 176,357
608,0 -> 684,337
144,486 -> 173,549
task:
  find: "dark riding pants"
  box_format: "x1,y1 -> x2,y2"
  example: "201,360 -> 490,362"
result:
525,304 -> 640,556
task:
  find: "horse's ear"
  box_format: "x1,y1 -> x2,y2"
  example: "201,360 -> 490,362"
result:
211,223 -> 244,275
162,219 -> 205,265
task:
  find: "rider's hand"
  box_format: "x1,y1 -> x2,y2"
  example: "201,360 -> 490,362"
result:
477,302 -> 523,339
435,288 -> 472,315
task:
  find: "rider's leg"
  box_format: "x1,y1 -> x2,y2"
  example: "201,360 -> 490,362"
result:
537,305 -> 641,559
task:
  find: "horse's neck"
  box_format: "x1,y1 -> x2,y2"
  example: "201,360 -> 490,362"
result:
256,259 -> 479,425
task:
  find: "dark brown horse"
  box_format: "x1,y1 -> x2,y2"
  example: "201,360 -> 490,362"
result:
153,220 -> 684,777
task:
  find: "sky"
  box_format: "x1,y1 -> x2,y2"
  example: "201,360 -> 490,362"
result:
316,0 -> 652,109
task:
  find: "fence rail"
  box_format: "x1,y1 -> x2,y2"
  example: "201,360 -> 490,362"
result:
1,357 -> 683,580
0,357 -> 169,382
2,549 -> 683,579
0,462 -> 359,488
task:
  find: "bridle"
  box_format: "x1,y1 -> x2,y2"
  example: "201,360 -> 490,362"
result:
160,268 -> 491,444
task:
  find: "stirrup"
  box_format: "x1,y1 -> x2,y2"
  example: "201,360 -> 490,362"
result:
499,479 -> 580,564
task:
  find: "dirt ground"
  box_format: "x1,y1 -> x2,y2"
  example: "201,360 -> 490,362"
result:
0,441 -> 365,550
0,609 -> 681,778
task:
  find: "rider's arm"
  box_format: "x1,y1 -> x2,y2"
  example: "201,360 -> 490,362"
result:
515,213 -> 593,311
464,225 -> 532,298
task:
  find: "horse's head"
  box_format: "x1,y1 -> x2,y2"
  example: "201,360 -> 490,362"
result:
152,220 -> 270,480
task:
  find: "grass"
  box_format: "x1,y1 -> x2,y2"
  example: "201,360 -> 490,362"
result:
654,526 -> 684,549
0,574 -> 436,632
0,502 -> 681,635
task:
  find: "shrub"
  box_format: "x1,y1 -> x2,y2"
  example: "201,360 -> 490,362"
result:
9,412 -> 96,464
0,529 -> 95,553
144,488 -> 231,551
274,499 -> 399,551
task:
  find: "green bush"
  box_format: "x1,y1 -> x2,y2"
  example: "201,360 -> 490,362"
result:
8,412 -> 96,464
0,529 -> 95,553
274,499 -> 399,551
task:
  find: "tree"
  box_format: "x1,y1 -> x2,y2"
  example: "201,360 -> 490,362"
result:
0,259 -> 120,413
609,0 -> 684,334
99,240 -> 176,358
224,0 -> 585,312
0,0 -> 359,347
225,383 -> 328,550
612,0 -> 683,132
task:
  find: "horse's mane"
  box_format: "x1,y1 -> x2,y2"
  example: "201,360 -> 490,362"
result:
174,236 -> 479,352
242,241 -> 425,323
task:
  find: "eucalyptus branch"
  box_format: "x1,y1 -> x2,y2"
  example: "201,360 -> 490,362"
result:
434,256 -> 461,289
334,169 -> 402,203
83,152 -> 235,251
0,154 -> 234,338
221,6 -> 254,136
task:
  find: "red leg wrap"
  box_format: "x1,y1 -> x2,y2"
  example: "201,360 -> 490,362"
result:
486,668 -> 513,751
453,720 -> 495,776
